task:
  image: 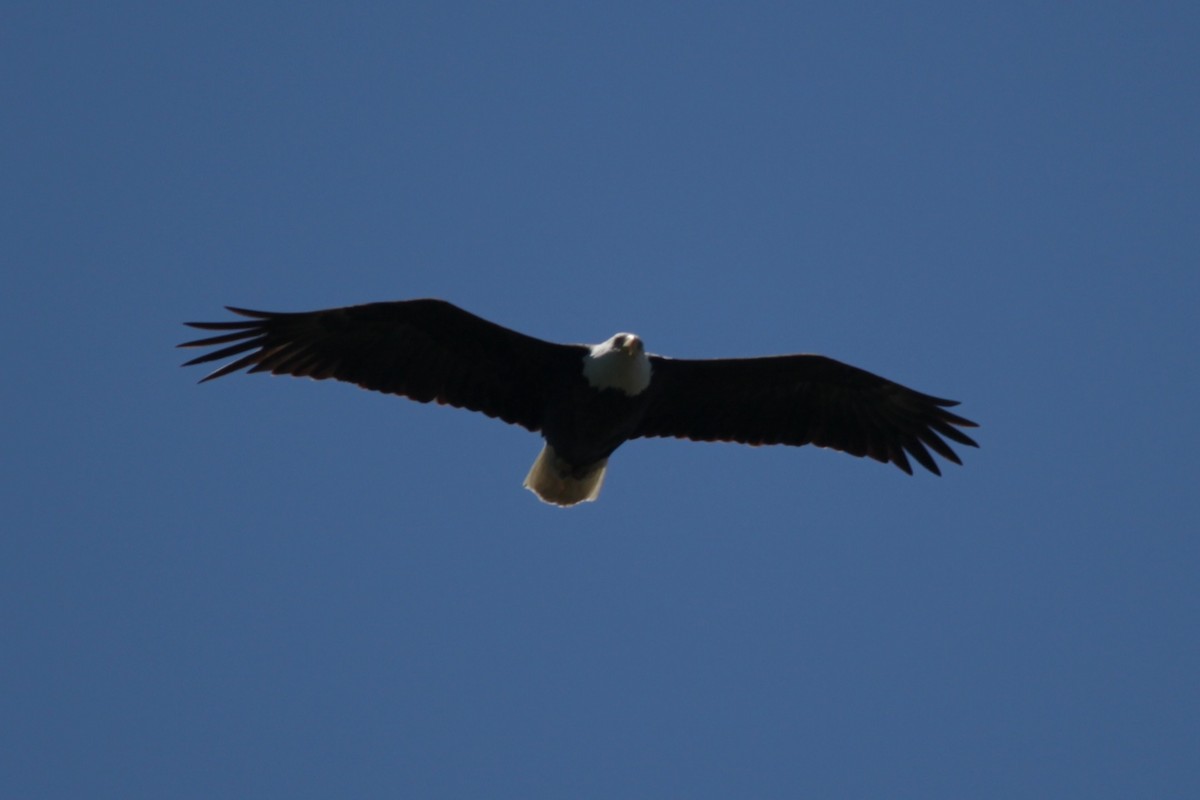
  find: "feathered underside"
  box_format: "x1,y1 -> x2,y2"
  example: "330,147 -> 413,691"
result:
635,355 -> 978,475
180,299 -> 979,481
178,300 -> 584,432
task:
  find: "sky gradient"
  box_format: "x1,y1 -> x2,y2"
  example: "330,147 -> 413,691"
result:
4,3 -> 1198,798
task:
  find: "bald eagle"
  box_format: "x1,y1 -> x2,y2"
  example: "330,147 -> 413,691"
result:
180,299 -> 978,506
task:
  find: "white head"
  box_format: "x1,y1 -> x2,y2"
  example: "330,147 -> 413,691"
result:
582,333 -> 652,396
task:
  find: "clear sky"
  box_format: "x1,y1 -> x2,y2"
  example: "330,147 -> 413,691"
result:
4,2 -> 1198,798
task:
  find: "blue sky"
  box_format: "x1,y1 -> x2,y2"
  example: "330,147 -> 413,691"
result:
3,2 -> 1198,797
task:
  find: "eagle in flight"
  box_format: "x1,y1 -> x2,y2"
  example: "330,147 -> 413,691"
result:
181,299 -> 978,506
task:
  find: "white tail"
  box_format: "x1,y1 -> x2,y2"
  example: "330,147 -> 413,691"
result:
523,445 -> 608,507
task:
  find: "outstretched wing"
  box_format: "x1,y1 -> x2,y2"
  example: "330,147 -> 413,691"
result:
179,299 -> 585,432
634,355 -> 978,475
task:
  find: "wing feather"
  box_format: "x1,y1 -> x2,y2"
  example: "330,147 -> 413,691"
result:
635,354 -> 978,475
180,299 -> 584,432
